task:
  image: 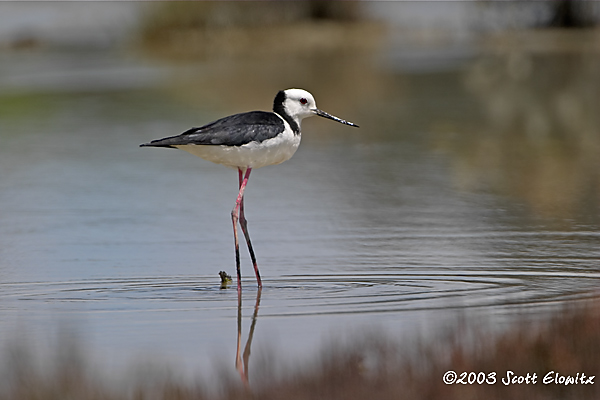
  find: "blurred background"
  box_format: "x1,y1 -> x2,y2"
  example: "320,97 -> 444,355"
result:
1,1 -> 600,397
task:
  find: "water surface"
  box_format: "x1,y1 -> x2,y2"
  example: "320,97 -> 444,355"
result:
1,45 -> 599,382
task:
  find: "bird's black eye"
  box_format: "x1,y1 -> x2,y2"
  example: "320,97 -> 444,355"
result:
300,98 -> 307,105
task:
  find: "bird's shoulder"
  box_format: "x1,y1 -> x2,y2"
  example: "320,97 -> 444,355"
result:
179,111 -> 285,146
205,111 -> 284,128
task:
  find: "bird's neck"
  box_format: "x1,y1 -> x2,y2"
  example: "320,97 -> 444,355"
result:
274,107 -> 300,135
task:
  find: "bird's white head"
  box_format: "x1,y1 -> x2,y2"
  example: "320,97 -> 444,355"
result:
273,88 -> 359,128
280,88 -> 317,121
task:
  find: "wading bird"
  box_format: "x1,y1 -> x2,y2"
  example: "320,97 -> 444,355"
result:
141,89 -> 358,291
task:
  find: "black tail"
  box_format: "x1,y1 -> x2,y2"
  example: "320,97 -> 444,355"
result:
139,141 -> 175,149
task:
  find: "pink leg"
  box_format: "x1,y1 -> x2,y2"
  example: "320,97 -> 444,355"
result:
232,168 -> 254,292
232,168 -> 250,292
238,169 -> 262,288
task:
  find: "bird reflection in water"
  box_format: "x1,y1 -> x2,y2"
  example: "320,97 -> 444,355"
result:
236,288 -> 262,386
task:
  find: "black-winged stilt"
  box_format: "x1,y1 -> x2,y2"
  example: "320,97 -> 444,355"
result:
141,88 -> 358,291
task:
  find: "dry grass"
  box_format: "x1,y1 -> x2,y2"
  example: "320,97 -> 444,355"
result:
2,301 -> 600,400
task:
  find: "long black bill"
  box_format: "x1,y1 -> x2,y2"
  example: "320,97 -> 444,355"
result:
314,109 -> 359,128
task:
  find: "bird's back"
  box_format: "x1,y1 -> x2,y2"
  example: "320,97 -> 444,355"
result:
140,111 -> 286,148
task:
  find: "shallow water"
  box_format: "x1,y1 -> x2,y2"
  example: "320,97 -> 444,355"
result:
0,45 -> 599,382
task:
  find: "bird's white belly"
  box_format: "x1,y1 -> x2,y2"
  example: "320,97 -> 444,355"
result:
175,131 -> 301,169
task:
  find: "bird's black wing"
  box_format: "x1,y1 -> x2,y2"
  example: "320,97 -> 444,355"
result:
140,111 -> 285,148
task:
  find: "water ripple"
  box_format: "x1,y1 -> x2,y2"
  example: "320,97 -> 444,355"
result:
2,270 -> 598,317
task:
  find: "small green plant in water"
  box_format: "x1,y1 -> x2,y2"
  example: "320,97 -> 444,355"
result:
219,271 -> 232,289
